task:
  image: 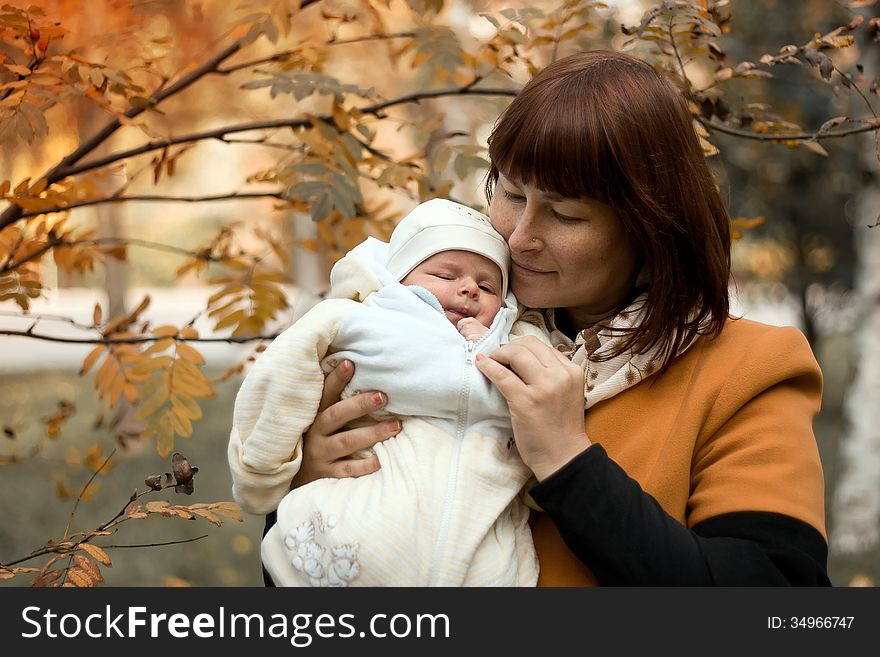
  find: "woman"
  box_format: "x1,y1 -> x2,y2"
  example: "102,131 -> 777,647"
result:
287,50 -> 830,586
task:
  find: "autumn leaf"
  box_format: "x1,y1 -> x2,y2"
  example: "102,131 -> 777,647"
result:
78,543 -> 112,566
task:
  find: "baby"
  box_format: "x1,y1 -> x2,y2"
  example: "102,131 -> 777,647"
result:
228,198 -> 549,586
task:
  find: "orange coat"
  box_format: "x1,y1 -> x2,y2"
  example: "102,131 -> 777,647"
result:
531,317 -> 826,586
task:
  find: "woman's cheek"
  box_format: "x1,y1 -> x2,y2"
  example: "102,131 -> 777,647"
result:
488,198 -> 512,241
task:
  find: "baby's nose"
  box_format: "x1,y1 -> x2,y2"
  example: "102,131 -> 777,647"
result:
459,279 -> 479,297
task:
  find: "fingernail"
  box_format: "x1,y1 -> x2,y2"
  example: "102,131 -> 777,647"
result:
372,392 -> 386,406
340,360 -> 351,374
387,420 -> 401,432
475,353 -> 484,361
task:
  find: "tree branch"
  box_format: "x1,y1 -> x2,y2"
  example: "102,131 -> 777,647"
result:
0,310 -> 95,331
667,17 -> 692,97
217,31 -> 417,75
697,116 -> 880,141
1,236 -> 234,275
64,449 -> 116,539
0,36 -> 253,231
0,329 -> 283,344
45,84 -> 518,180
100,535 -> 209,549
17,192 -> 288,220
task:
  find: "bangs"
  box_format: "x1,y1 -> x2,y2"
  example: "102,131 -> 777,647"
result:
488,77 -> 623,204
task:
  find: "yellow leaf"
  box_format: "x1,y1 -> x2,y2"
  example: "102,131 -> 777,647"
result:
156,417 -> 174,458
179,326 -> 198,339
146,501 -> 169,513
151,325 -> 179,338
214,309 -> 246,331
109,373 -> 125,407
251,270 -> 286,283
78,543 -> 112,566
190,508 -> 222,526
169,408 -> 193,437
801,140 -> 828,157
131,355 -> 172,376
66,568 -> 93,587
80,345 -> 106,376
208,283 -> 245,304
72,555 -> 103,583
176,342 -> 205,365
136,385 -> 170,420
98,357 -> 119,398
13,177 -> 31,194
122,382 -> 139,403
171,393 -> 203,421
210,502 -> 244,522
172,358 -> 212,387
143,337 -> 174,355
332,101 -> 351,131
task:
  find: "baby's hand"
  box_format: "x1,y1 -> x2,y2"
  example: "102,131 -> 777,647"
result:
457,317 -> 489,341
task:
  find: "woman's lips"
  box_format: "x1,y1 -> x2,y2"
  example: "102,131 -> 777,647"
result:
512,261 -> 552,276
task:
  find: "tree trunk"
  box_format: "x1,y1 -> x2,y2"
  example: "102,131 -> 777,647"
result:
829,173 -> 880,554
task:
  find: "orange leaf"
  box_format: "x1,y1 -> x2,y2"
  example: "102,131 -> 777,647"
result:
80,345 -> 105,376
176,342 -> 205,365
78,543 -> 112,566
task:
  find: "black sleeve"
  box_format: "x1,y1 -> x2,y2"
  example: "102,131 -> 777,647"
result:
528,444 -> 830,586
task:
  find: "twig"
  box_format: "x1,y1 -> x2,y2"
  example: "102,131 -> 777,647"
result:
0,329 -> 283,344
0,36 -> 250,232
0,310 -> 96,330
217,32 -> 416,75
101,535 -> 209,549
63,448 -> 117,539
42,84 -> 517,181
697,116 -> 879,141
1,236 -> 234,275
832,63 -> 877,120
668,17 -> 692,96
17,192 -> 288,220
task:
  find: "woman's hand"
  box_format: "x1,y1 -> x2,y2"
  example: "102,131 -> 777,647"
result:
476,336 -> 591,481
291,360 -> 401,488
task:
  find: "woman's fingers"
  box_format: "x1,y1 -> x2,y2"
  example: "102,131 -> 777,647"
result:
323,420 -> 402,462
475,353 -> 526,399
310,388 -> 388,437
294,419 -> 401,487
484,338 -> 558,384
326,455 -> 381,479
317,359 -> 354,413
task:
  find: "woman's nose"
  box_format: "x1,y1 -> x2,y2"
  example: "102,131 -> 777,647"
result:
507,205 -> 541,252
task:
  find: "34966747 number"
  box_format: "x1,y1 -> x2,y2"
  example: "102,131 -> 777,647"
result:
767,616 -> 854,629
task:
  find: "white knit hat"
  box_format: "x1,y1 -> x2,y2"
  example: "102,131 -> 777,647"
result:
386,198 -> 509,297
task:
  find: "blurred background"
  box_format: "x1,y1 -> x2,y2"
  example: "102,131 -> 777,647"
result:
1,0 -> 878,586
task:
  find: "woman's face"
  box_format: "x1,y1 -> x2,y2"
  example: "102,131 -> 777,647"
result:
489,173 -> 641,327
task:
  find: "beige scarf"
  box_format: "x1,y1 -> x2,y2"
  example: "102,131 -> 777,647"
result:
520,293 -> 697,410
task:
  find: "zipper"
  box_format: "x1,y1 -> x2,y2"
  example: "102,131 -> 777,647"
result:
427,334 -> 487,585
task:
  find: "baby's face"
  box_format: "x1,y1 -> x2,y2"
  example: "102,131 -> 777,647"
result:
401,250 -> 503,328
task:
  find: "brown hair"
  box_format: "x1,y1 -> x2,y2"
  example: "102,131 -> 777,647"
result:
486,50 -> 731,371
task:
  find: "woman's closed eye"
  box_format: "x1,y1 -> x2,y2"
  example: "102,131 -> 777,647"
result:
502,188 -> 526,203
552,209 -> 582,224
